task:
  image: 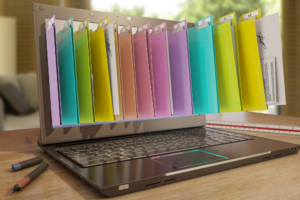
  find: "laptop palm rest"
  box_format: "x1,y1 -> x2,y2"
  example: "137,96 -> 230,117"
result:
152,150 -> 227,169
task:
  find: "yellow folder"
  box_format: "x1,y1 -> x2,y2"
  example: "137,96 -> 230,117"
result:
89,18 -> 114,122
113,22 -> 124,121
214,17 -> 242,112
237,9 -> 267,111
74,19 -> 95,123
216,12 -> 241,92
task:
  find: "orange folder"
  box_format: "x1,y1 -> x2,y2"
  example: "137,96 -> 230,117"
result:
119,24 -> 138,119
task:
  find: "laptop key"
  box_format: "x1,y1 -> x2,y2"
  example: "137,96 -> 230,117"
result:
103,157 -> 118,164
79,160 -> 104,167
237,137 -> 248,141
132,153 -> 147,159
206,141 -> 221,146
63,151 -> 75,155
113,145 -> 122,148
118,156 -> 132,161
168,146 -> 178,150
178,144 -> 187,148
124,146 -> 134,150
226,138 -> 239,142
148,148 -> 180,156
199,143 -> 210,148
111,149 -> 122,153
135,145 -> 144,149
133,149 -> 144,154
146,149 -> 156,154
157,147 -> 167,151
110,152 -> 121,157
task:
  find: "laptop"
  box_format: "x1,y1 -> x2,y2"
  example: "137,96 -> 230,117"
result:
32,3 -> 299,197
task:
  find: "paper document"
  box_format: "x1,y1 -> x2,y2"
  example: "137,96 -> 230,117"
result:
255,12 -> 285,105
261,57 -> 277,104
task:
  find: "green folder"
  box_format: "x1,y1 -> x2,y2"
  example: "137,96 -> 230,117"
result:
214,16 -> 242,113
74,19 -> 94,123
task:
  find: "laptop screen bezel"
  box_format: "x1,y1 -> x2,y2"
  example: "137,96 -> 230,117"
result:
32,3 -> 206,145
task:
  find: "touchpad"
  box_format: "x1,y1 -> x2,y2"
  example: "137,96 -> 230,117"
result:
152,150 -> 227,169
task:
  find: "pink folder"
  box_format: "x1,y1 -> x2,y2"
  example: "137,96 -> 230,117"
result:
150,22 -> 172,117
133,24 -> 155,118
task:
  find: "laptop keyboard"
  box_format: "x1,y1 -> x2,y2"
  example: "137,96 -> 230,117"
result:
57,127 -> 255,167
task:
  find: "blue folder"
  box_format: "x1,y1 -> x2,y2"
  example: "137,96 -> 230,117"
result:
188,15 -> 219,114
56,17 -> 79,124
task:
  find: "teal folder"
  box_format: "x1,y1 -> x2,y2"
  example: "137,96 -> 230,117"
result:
56,17 -> 79,124
188,16 -> 219,114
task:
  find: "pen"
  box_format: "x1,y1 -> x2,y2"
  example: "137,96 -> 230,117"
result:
11,162 -> 49,193
12,156 -> 43,171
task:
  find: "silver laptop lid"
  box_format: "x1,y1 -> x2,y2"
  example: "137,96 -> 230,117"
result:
32,3 -> 206,145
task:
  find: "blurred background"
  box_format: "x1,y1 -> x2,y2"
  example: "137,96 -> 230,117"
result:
0,0 -> 298,131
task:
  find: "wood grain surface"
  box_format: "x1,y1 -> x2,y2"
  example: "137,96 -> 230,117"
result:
1,112 -> 300,200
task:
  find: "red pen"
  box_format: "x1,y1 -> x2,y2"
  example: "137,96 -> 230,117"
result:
11,162 -> 49,193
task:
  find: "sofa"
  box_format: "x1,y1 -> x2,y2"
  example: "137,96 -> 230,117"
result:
0,73 -> 40,131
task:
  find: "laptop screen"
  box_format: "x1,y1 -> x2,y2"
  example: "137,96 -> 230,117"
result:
37,6 -> 203,145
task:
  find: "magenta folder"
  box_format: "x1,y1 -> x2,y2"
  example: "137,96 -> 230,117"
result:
45,15 -> 61,126
133,24 -> 155,118
150,22 -> 173,117
168,20 -> 193,116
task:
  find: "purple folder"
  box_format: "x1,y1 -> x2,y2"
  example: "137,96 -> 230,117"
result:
150,22 -> 172,117
46,15 -> 62,126
168,20 -> 193,116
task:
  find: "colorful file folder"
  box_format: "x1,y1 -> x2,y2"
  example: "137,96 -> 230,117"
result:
74,19 -> 94,123
100,18 -> 120,115
119,24 -> 138,119
167,20 -> 193,116
253,10 -> 286,106
56,17 -> 79,124
237,9 -> 267,111
46,15 -> 61,127
113,22 -> 124,121
188,16 -> 219,114
214,15 -> 242,112
216,12 -> 241,87
133,23 -> 155,118
150,22 -> 173,117
89,19 -> 114,122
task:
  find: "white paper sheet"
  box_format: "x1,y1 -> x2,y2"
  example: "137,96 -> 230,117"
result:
255,13 -> 286,105
104,23 -> 120,114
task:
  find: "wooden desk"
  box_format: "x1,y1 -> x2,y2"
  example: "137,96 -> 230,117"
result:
1,112 -> 300,200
